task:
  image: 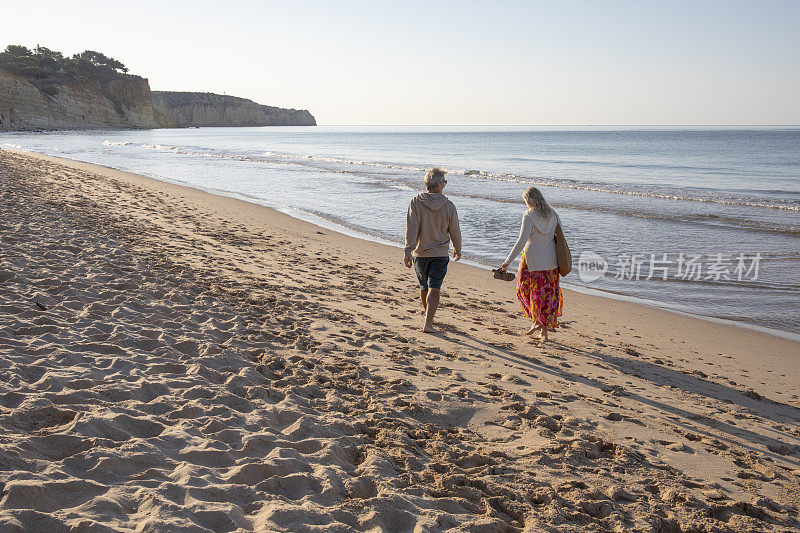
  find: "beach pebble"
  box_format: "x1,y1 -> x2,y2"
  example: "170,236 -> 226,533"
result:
605,412 -> 623,422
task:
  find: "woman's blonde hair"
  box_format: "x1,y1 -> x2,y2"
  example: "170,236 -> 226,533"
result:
523,187 -> 554,218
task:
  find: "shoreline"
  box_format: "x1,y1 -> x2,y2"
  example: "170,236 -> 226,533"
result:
275,203 -> 800,344
1,149 -> 798,531
7,147 -> 799,342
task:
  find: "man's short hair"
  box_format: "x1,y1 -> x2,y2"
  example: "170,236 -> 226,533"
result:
425,167 -> 447,190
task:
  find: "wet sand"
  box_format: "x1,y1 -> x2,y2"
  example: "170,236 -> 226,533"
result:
0,149 -> 798,531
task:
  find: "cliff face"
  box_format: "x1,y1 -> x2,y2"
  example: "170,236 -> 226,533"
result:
0,69 -> 157,131
0,70 -> 316,131
152,92 -> 316,128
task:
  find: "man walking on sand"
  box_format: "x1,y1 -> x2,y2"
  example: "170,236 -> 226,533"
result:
404,167 -> 462,333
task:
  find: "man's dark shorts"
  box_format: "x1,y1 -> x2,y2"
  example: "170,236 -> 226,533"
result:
413,256 -> 449,291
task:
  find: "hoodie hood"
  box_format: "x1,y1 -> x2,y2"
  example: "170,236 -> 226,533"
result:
531,211 -> 558,233
416,192 -> 449,211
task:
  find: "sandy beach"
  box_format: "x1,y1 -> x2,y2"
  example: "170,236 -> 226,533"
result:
1,149 -> 798,532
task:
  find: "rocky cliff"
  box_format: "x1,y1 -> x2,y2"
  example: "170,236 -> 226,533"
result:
0,69 -> 316,131
152,92 -> 316,127
0,69 -> 157,130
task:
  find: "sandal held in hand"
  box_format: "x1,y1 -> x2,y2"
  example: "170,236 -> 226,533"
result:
492,269 -> 515,281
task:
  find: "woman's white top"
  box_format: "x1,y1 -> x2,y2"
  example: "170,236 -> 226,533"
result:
504,210 -> 560,271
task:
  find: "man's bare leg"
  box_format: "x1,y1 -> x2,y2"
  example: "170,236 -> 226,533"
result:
420,289 -> 428,312
423,288 -> 440,332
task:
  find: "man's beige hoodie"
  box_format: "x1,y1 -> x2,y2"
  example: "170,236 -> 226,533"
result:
404,193 -> 462,259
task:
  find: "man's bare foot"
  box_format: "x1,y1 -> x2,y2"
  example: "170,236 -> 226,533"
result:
423,324 -> 438,333
525,324 -> 542,336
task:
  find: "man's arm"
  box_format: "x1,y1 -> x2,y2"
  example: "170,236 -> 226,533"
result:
404,199 -> 419,267
448,204 -> 462,261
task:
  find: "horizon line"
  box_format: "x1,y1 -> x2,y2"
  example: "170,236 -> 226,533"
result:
315,123 -> 800,127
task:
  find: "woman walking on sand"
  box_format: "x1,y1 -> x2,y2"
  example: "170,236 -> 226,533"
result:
498,187 -> 563,341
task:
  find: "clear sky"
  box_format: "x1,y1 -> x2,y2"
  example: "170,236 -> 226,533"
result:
3,0 -> 799,125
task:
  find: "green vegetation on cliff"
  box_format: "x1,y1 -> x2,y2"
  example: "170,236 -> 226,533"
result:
0,45 -> 138,95
0,44 -> 316,130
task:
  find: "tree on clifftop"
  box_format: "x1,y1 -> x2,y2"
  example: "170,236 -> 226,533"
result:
34,46 -> 62,71
0,45 -> 44,79
70,50 -> 129,78
0,44 -> 136,95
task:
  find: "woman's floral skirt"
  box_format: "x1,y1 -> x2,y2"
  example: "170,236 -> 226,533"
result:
517,253 -> 563,328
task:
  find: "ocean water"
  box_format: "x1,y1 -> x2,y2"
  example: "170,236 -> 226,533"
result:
2,126 -> 799,337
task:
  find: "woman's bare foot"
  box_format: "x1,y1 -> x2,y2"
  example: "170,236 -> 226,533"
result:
423,324 -> 438,333
530,325 -> 548,342
525,324 -> 542,336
